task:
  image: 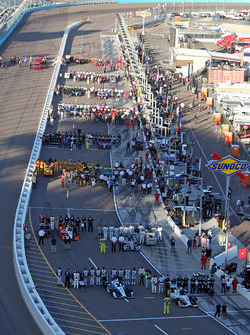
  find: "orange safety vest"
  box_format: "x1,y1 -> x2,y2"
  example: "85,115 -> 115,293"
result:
63,161 -> 67,169
54,161 -> 58,172
40,161 -> 44,171
58,160 -> 63,171
78,162 -> 83,172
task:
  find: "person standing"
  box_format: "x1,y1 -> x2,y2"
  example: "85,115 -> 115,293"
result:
64,234 -> 70,250
222,302 -> 227,319
187,237 -> 193,254
73,271 -> 80,289
100,235 -> 106,254
95,268 -> 101,286
138,266 -> 146,285
89,268 -> 95,287
32,173 -> 37,189
170,236 -> 176,253
201,253 -> 207,269
151,275 -> 158,294
124,268 -> 131,286
232,277 -> 238,293
103,225 -> 108,240
131,268 -> 137,285
83,268 -> 89,287
111,236 -> 117,252
51,236 -> 57,253
38,229 -> 45,245
190,275 -> 196,294
157,225 -> 163,240
154,191 -> 160,205
221,276 -> 226,294
56,267 -> 62,286
214,302 -> 221,317
118,235 -> 125,251
87,215 -> 94,232
193,236 -> 197,251
64,269 -> 71,288
158,275 -> 165,294
226,278 -> 231,293
145,270 -> 151,289
163,296 -> 170,315
25,232 -> 32,249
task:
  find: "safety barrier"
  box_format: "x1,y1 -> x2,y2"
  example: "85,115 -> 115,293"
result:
13,20 -> 82,335
209,245 -> 238,270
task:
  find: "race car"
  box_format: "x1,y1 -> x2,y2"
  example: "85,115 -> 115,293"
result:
123,233 -> 141,251
98,140 -> 111,149
103,276 -> 134,299
33,62 -> 45,70
169,287 -> 198,308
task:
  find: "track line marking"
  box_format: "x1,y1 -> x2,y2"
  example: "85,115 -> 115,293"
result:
88,258 -> 98,269
98,315 -> 210,322
28,207 -> 111,335
144,297 -> 154,299
124,298 -> 129,303
67,190 -> 69,198
154,324 -> 169,335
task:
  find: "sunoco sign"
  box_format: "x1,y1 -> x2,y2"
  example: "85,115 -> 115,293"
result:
206,156 -> 249,177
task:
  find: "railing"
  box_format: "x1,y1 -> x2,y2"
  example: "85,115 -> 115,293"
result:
13,19 -> 82,335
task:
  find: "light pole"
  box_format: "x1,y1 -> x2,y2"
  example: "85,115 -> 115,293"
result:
199,177 -> 203,236
243,126 -> 248,160
224,176 -> 231,264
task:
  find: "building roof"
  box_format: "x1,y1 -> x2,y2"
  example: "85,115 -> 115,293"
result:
210,51 -> 243,62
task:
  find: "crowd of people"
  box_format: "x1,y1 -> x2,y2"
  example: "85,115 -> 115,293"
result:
56,102 -> 139,122
63,71 -> 121,83
56,265 -> 215,296
55,86 -> 134,101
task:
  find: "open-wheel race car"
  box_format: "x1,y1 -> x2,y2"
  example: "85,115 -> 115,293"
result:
98,140 -> 111,149
103,276 -> 134,299
169,287 -> 198,308
123,233 -> 141,251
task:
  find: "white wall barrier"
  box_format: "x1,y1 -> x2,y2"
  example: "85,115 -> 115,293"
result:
13,20 -> 82,335
210,245 -> 238,269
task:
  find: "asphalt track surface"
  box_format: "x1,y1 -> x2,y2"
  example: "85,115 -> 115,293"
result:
0,3 -> 150,334
24,7 -> 236,335
0,3 -> 247,335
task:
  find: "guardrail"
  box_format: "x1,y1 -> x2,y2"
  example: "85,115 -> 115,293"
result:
13,20 -> 82,335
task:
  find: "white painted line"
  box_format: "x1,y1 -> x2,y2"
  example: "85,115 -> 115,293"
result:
66,190 -> 69,198
30,206 -> 116,212
73,123 -> 75,129
144,297 -> 154,299
88,258 -> 98,269
199,306 -> 239,335
139,251 -> 163,276
67,208 -> 70,216
98,315 -> 210,322
154,324 -> 169,335
70,147 -> 72,151
124,298 -> 129,303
